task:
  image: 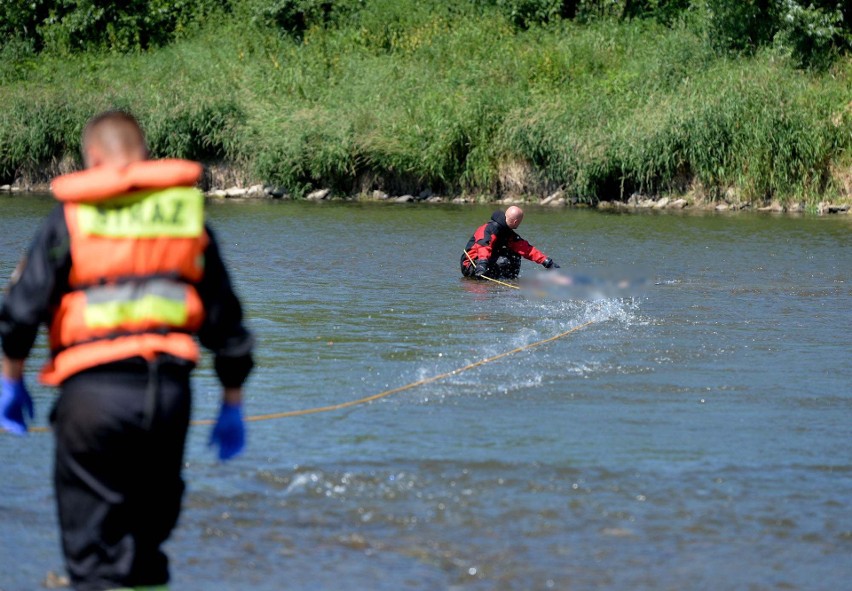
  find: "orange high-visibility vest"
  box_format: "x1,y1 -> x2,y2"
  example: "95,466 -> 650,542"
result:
42,159 -> 209,385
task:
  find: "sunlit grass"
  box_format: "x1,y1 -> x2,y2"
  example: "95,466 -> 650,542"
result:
1,1 -> 850,205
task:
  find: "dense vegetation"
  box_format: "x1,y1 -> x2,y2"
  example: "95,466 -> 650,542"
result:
1,1 -> 851,204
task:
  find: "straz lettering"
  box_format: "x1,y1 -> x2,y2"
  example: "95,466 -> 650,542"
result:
94,199 -> 185,229
170,200 -> 184,225
77,189 -> 201,238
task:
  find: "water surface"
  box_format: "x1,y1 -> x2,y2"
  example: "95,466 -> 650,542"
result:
1,195 -> 850,590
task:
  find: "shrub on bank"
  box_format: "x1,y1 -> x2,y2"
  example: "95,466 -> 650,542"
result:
1,1 -> 850,205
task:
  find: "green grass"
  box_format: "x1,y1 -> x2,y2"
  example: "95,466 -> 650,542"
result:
1,1 -> 850,205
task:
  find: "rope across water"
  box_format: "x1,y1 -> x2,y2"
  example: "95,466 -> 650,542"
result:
21,319 -> 596,432
203,318 -> 595,424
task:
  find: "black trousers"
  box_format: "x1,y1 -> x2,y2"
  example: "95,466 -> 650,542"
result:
51,357 -> 193,591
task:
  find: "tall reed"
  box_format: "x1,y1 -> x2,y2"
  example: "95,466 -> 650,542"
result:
1,1 -> 849,204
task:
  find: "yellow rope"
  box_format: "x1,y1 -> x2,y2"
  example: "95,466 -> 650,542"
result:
203,318 -> 596,424
16,319 -> 595,433
463,249 -> 520,290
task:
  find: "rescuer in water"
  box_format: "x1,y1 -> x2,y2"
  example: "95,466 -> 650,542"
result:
461,206 -> 559,280
0,110 -> 254,591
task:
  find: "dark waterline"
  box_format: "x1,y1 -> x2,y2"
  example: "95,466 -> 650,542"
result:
1,196 -> 851,590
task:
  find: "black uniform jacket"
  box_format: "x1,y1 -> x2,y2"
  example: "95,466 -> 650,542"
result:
0,205 -> 254,387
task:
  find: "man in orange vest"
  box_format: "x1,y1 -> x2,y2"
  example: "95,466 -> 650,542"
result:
0,111 -> 254,590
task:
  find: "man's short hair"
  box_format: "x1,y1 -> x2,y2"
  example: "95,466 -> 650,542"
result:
82,110 -> 149,162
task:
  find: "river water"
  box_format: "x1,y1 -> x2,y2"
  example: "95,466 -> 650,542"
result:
1,195 -> 850,591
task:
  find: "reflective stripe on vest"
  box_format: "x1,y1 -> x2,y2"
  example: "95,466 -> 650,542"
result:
84,279 -> 192,330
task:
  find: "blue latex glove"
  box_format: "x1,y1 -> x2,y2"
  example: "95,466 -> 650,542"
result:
1,376 -> 34,435
209,401 -> 245,461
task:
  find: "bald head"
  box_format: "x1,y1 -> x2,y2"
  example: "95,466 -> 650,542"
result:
505,206 -> 524,229
81,111 -> 148,169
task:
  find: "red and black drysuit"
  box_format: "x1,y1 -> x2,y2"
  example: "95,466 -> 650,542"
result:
461,211 -> 550,280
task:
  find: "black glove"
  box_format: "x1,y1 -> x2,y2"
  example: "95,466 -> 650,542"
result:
542,257 -> 560,270
474,260 -> 488,277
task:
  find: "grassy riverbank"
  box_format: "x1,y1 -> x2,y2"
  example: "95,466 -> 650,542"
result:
1,1 -> 851,205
